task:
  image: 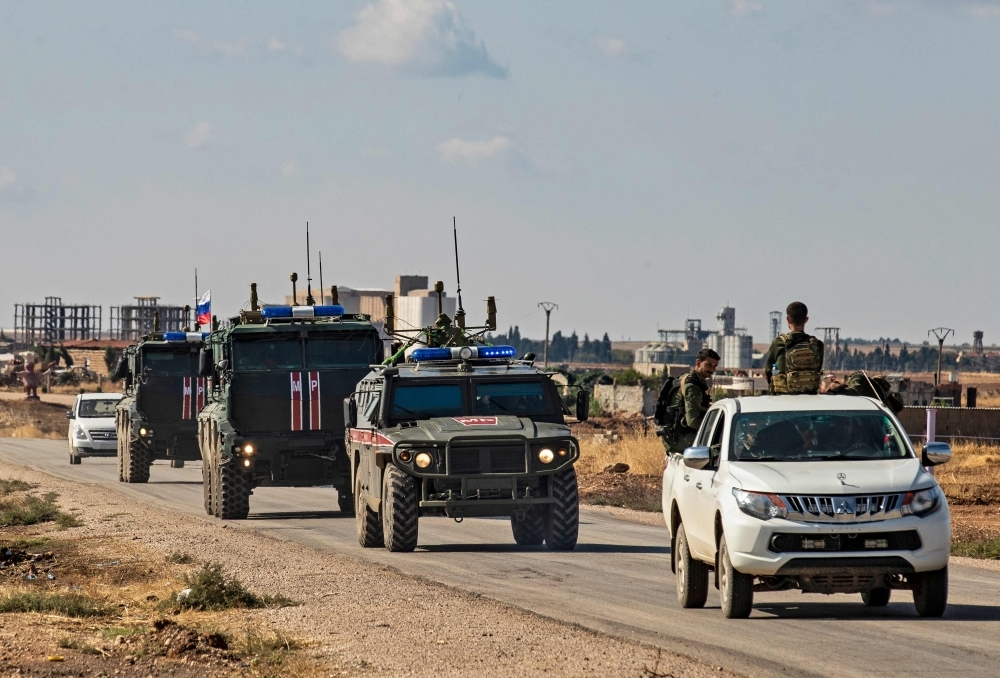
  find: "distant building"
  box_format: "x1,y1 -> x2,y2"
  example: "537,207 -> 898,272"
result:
633,305 -> 753,373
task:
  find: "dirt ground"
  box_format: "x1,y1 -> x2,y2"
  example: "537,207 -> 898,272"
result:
0,461 -> 742,678
0,398 -> 69,440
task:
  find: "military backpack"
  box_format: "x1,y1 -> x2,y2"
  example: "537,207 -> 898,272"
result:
772,333 -> 823,394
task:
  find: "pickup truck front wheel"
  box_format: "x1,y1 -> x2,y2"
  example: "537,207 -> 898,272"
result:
675,523 -> 708,608
913,566 -> 948,617
719,536 -> 754,619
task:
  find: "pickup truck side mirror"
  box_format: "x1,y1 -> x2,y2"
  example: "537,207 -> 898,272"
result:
65,410 -> 73,419
198,349 -> 213,377
682,446 -> 711,470
344,396 -> 358,429
575,390 -> 590,422
922,441 -> 952,466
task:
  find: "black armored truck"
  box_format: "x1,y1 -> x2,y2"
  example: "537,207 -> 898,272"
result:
347,288 -> 589,552
114,330 -> 209,483
197,283 -> 383,519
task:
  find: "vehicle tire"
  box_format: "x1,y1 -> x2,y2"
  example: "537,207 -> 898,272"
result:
216,461 -> 250,520
69,447 -> 82,465
202,458 -> 214,516
170,459 -> 185,469
511,509 -> 546,546
545,467 -> 579,551
355,474 -> 384,548
382,465 -> 419,552
123,440 -> 150,483
862,587 -> 891,607
913,566 -> 948,618
337,484 -> 355,515
675,523 -> 709,608
719,536 -> 754,619
116,425 -> 126,482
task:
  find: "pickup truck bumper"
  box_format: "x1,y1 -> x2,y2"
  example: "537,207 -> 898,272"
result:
723,502 -> 951,576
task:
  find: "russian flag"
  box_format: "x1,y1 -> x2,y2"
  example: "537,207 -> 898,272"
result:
196,291 -> 211,326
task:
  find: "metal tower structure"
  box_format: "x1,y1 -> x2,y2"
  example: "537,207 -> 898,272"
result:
13,297 -> 102,344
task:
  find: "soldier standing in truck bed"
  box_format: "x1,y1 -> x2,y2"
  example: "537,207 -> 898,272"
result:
764,301 -> 824,395
664,348 -> 720,453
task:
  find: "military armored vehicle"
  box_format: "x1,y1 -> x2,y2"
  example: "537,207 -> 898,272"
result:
114,328 -> 208,483
198,282 -> 383,519
347,285 -> 590,552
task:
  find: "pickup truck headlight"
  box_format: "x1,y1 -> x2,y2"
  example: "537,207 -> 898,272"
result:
733,488 -> 788,521
74,426 -> 87,440
901,486 -> 940,517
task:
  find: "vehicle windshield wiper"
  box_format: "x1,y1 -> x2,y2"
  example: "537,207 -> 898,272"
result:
392,404 -> 422,417
480,396 -> 516,416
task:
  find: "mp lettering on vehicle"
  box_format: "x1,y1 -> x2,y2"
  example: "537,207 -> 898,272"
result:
453,416 -> 499,426
290,371 -> 322,432
182,377 -> 207,420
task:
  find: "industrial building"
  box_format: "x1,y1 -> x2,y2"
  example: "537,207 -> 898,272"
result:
13,297 -> 102,344
634,306 -> 754,373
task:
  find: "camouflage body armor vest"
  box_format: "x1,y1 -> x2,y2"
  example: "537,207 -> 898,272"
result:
772,333 -> 822,394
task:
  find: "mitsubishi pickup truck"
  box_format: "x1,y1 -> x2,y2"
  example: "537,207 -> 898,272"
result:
663,394 -> 951,618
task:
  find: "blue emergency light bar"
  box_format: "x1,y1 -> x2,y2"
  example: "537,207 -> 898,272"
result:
163,332 -> 209,342
411,345 -> 517,362
261,305 -> 346,319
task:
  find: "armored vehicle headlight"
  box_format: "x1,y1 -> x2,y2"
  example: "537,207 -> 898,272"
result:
558,447 -> 568,457
139,427 -> 153,437
242,444 -> 254,455
414,452 -> 433,469
243,459 -> 252,467
538,448 -> 555,464
398,450 -> 412,463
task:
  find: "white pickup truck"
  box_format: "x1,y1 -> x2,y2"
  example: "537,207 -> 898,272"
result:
662,394 -> 951,619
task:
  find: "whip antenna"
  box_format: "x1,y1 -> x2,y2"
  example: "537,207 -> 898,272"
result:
453,216 -> 466,329
305,222 -> 315,306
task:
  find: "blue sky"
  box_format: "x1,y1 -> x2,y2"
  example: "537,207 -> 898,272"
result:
2,0 -> 1000,344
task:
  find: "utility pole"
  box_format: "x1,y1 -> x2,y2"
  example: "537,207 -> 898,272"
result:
928,327 -> 954,393
538,302 -> 558,369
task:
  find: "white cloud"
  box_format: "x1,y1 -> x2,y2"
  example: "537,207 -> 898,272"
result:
267,36 -> 286,52
337,0 -> 508,78
438,136 -> 509,166
733,0 -> 763,16
280,160 -> 300,176
969,4 -> 1000,18
0,167 -> 16,190
185,121 -> 212,149
174,29 -> 251,58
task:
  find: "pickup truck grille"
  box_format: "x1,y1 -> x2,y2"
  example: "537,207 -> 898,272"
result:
780,493 -> 906,523
89,429 -> 117,441
448,444 -> 527,475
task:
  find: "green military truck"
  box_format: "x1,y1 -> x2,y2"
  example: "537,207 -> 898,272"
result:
114,331 -> 209,483
197,284 -> 383,520
347,292 -> 589,552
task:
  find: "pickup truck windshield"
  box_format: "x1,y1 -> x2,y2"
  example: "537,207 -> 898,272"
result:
731,411 -> 910,461
141,350 -> 198,375
77,399 -> 119,418
390,384 -> 463,419
475,381 -> 549,416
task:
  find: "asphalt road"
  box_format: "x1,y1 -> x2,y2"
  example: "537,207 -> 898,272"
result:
3,438 -> 999,677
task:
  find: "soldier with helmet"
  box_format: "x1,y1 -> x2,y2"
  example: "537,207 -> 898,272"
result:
764,301 -> 824,395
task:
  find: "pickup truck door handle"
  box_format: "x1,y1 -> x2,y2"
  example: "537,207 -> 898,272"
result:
695,481 -> 703,490
683,474 -> 690,482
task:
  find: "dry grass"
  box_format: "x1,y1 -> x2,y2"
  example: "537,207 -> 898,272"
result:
934,441 -> 1000,504
577,429 -> 664,475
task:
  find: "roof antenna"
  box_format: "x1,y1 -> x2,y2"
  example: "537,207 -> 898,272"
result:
453,216 -> 466,329
305,222 -> 315,306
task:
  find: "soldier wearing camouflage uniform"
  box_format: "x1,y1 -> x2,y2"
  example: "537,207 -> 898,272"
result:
665,348 -> 720,454
764,301 -> 824,395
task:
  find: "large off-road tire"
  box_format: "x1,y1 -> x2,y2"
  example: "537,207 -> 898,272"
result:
116,423 -> 126,482
545,467 -> 579,551
913,566 -> 948,617
862,587 -> 891,607
202,459 -> 214,516
216,461 -> 251,520
337,484 -> 354,515
511,509 -> 545,546
382,465 -> 419,552
675,523 -> 709,608
123,440 -> 151,483
719,536 -> 754,619
170,459 -> 185,469
355,475 -> 384,548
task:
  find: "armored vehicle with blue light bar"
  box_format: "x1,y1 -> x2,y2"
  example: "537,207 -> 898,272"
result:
197,281 -> 383,520
347,283 -> 590,552
113,327 -> 209,483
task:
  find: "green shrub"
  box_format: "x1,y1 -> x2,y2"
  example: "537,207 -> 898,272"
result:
166,563 -> 294,611
0,592 -> 106,617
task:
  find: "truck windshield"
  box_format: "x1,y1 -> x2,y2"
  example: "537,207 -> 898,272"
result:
306,334 -> 379,368
475,381 -> 549,416
141,350 -> 198,375
390,384 -> 463,419
731,411 -> 911,461
233,339 -> 302,370
77,399 -> 119,418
